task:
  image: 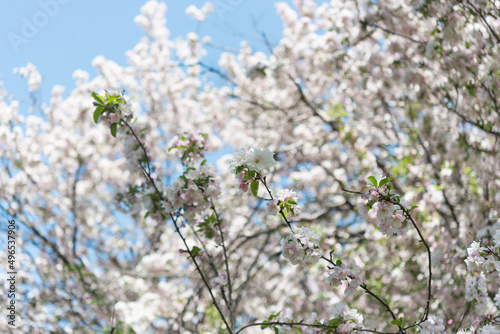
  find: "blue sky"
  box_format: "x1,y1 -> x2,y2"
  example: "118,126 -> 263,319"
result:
0,0 -> 291,106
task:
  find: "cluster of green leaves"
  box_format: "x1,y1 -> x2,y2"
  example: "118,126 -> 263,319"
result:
235,165 -> 260,197
260,311 -> 281,333
363,176 -> 418,213
197,213 -> 220,239
168,132 -> 208,165
91,91 -> 127,137
277,198 -> 298,218
363,175 -> 394,210
189,246 -> 203,259
179,159 -> 213,197
365,175 -> 393,190
391,317 -> 407,328
143,192 -> 167,221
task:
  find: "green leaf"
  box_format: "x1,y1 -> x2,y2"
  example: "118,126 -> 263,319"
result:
336,259 -> 342,266
207,214 -> 217,224
261,311 -> 282,330
250,180 -> 259,197
235,165 -> 244,175
326,318 -> 341,327
269,311 -> 280,320
110,123 -> 118,137
391,317 -> 404,327
367,175 -> 378,187
191,246 -> 201,256
168,145 -> 187,151
206,229 -> 214,239
144,193 -> 159,200
93,106 -> 104,124
287,200 -> 297,205
106,93 -> 121,103
201,159 -> 207,166
379,177 -> 394,187
91,91 -> 104,104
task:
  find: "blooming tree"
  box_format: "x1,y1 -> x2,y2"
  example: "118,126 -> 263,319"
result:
1,0 -> 500,333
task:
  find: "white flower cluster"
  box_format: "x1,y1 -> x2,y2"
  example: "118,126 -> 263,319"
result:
475,325 -> 500,334
280,226 -> 321,267
464,231 -> 500,309
465,275 -> 488,308
110,97 -> 135,124
358,198 -> 411,236
185,2 -> 213,22
326,259 -> 363,295
161,163 -> 220,222
419,317 -> 445,334
267,188 -> 302,218
210,272 -> 228,289
94,92 -> 135,126
330,303 -> 364,333
457,318 -> 500,334
168,133 -> 208,165
465,237 -> 500,274
228,147 -> 276,175
13,63 -> 42,91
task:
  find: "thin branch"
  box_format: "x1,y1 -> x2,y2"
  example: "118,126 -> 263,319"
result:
362,20 -> 426,45
454,302 -> 471,333
321,255 -> 400,328
398,204 -> 432,322
262,178 -> 400,330
121,120 -> 233,333
342,188 -> 364,195
287,73 -> 339,132
466,0 -> 500,43
211,200 -> 235,332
